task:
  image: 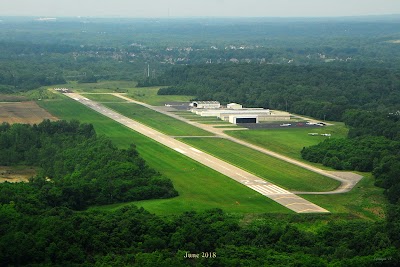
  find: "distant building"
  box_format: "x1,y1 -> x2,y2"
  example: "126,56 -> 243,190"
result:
190,101 -> 221,109
227,103 -> 243,109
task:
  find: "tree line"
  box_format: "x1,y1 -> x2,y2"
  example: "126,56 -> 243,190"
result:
302,110 -> 400,205
154,63 -> 400,121
0,120 -> 177,211
1,205 -> 398,266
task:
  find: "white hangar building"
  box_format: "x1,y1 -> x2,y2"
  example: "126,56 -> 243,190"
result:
190,102 -> 291,124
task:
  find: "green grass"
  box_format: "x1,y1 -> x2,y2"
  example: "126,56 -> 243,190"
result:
127,87 -> 193,106
302,173 -> 387,220
81,94 -> 128,102
226,125 -> 349,163
38,96 -> 289,215
103,102 -> 213,136
50,81 -> 193,105
64,81 -> 136,93
178,138 -> 341,192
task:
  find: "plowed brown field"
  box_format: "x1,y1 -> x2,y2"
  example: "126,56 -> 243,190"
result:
0,101 -> 58,124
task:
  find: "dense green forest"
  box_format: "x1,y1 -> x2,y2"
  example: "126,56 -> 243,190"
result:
0,120 -> 177,211
155,64 -> 400,121
1,205 -> 399,266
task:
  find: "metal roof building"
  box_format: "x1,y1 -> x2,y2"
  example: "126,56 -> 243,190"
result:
190,101 -> 221,109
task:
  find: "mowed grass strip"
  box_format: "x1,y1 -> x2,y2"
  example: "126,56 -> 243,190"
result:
178,137 -> 341,192
81,94 -> 128,103
126,87 -> 193,106
64,81 -> 135,93
302,173 -> 387,220
38,97 -> 289,215
60,81 -> 193,106
104,102 -> 214,137
226,126 -> 349,162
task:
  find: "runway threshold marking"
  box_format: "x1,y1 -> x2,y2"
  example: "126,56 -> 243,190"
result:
236,173 -> 247,179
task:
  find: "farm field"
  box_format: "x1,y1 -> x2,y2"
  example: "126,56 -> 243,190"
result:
178,137 -> 341,192
0,101 -> 58,124
0,94 -> 28,102
226,125 -> 349,163
104,102 -> 213,136
38,96 -> 289,215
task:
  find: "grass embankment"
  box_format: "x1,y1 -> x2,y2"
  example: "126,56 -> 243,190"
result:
103,102 -> 213,136
38,95 -> 288,215
178,137 -> 341,192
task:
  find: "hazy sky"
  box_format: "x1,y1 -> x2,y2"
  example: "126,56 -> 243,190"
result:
1,0 -> 400,18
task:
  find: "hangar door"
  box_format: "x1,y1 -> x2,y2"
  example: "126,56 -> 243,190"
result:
236,118 -> 257,123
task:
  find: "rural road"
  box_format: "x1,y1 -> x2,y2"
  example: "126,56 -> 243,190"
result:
65,92 -> 329,213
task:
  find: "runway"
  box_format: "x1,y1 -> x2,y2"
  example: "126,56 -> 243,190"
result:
65,92 -> 329,213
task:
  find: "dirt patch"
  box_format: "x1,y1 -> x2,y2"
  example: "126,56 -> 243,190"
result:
0,166 -> 36,183
0,101 -> 58,124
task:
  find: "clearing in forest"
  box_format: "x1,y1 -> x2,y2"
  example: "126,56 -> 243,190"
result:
0,166 -> 36,183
